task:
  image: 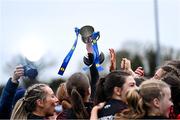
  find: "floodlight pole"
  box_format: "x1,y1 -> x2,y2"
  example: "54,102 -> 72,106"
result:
154,0 -> 161,66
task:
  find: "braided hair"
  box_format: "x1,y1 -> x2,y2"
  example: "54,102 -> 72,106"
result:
11,84 -> 48,119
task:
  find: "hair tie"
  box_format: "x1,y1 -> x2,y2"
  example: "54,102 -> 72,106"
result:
21,97 -> 27,103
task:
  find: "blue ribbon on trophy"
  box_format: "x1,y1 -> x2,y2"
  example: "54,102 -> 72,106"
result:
58,28 -> 80,75
58,25 -> 103,76
80,25 -> 104,71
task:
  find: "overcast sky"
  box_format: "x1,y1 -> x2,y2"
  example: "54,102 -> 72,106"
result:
0,0 -> 179,85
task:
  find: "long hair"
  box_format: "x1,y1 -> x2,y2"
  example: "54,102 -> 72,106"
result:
10,84 -> 48,119
116,80 -> 170,119
66,72 -> 90,119
95,70 -> 131,105
10,97 -> 27,120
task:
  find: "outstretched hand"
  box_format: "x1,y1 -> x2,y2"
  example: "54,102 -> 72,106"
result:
120,58 -> 138,77
109,48 -> 116,72
120,58 -> 144,78
121,58 -> 132,71
134,67 -> 144,77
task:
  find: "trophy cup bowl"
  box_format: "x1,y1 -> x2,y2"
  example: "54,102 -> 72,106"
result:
80,25 -> 94,43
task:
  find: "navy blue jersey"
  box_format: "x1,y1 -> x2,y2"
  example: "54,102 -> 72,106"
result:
98,99 -> 127,120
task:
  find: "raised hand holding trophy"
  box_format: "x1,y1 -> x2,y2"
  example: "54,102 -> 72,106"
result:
58,25 -> 104,76
80,25 -> 104,71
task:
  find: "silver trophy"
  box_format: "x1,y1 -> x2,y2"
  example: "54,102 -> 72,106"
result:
80,25 -> 99,43
80,25 -> 104,66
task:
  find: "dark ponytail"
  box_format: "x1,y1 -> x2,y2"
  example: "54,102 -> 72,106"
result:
71,88 -> 89,119
66,72 -> 91,119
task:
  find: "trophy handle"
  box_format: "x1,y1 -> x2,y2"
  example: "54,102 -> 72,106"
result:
95,34 -> 100,41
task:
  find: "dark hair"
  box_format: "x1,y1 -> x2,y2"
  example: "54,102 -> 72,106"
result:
161,65 -> 180,78
162,73 -> 180,117
157,60 -> 180,79
95,70 -> 131,105
165,60 -> 180,70
134,77 -> 146,87
66,72 -> 90,119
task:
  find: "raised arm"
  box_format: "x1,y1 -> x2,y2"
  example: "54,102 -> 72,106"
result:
86,43 -> 100,101
0,65 -> 24,119
109,48 -> 116,72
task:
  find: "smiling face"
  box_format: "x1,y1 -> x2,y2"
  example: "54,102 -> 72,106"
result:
42,86 -> 59,117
